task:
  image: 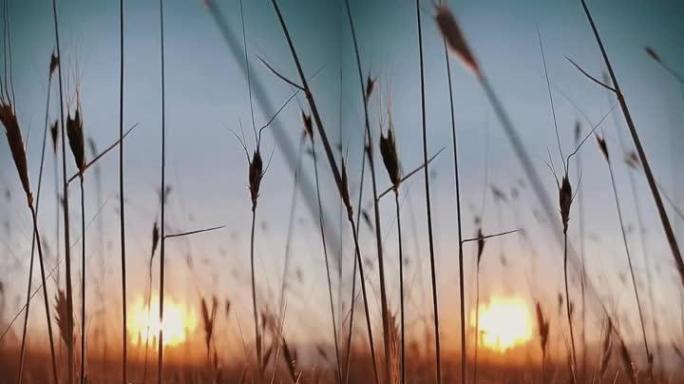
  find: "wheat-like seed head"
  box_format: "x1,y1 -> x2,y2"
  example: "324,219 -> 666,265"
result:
0,103 -> 32,204
559,175 -> 572,234
595,134 -> 609,162
66,107 -> 86,173
248,149 -> 263,210
435,4 -> 480,76
379,127 -> 400,190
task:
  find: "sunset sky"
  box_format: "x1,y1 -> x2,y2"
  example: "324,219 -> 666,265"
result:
2,0 -> 684,361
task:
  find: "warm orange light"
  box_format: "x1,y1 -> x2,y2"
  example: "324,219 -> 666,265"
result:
128,294 -> 198,347
472,296 -> 533,352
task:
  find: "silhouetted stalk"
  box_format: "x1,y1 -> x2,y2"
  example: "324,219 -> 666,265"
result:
156,0 -> 166,382
267,2 -> 378,383
563,229 -> 578,384
78,175 -> 86,384
473,263 -> 479,384
416,2 -> 442,382
342,1 -> 390,382
596,134 -> 653,377
118,0 -> 128,382
311,135 -> 343,384
51,0 -> 75,380
579,0 -> 683,286
249,205 -> 262,383
18,66 -> 53,384
442,34 -> 466,384
393,190 -> 405,384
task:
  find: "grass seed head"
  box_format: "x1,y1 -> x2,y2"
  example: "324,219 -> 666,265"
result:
0,103 -> 32,203
559,175 -> 572,234
340,156 -> 352,217
301,110 -> 313,141
476,228 -> 485,265
365,75 -> 376,101
644,46 -> 661,63
151,221 -> 160,257
49,52 -> 59,77
50,119 -> 59,154
535,301 -> 549,355
435,4 -> 480,75
66,107 -> 86,174
595,134 -> 609,162
54,289 -> 73,348
249,149 -> 263,210
379,127 -> 400,189
624,151 -> 640,170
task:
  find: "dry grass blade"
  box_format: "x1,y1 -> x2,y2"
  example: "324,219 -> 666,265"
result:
377,147 -> 444,200
67,123 -> 138,183
434,4 -> 479,76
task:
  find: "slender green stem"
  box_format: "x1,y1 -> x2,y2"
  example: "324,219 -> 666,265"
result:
416,2 -> 442,382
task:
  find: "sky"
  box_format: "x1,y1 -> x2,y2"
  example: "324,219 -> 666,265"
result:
1,0 -> 684,365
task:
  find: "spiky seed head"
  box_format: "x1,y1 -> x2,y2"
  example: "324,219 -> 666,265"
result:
248,149 -> 263,210
476,228 -> 485,265
644,46 -> 661,63
379,128 -> 400,189
49,52 -> 59,77
50,120 -> 59,154
0,103 -> 32,203
535,301 -> 549,355
66,107 -> 86,173
151,221 -> 160,257
595,134 -> 609,162
435,4 -> 480,76
54,289 -> 73,347
340,156 -> 352,217
574,121 -> 581,145
624,151 -> 640,170
301,111 -> 313,141
559,175 -> 572,234
365,75 -> 376,101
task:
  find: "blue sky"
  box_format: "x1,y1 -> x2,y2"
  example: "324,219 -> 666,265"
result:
2,0 -> 684,362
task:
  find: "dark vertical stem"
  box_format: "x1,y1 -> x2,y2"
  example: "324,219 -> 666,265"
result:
250,207 -> 262,384
18,75 -> 53,384
416,1 -> 442,382
118,0 -> 128,382
30,204 -> 60,384
156,0 -> 166,382
51,0 -> 75,381
79,176 -> 86,384
443,38 -> 466,384
267,2 -> 378,383
393,190 -> 406,384
342,1 -> 390,382
563,233 -> 577,384
312,144 -> 343,384
603,147 -> 652,377
473,265 -> 479,384
579,0 -> 683,285
576,144 -> 587,381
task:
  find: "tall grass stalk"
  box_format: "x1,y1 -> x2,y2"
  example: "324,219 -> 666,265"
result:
579,0 -> 684,286
342,1 -> 391,382
307,115 -> 343,383
17,56 -> 55,383
595,134 -> 653,377
118,0 -> 128,382
441,28 -> 466,384
156,0 -> 167,381
51,0 -> 76,380
416,3 -> 442,382
267,2 -> 379,383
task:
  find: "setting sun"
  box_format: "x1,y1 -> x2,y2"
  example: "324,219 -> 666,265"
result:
472,297 -> 533,352
128,295 -> 198,347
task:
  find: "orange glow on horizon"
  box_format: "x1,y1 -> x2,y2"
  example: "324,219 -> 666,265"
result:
128,294 -> 198,347
472,296 -> 533,352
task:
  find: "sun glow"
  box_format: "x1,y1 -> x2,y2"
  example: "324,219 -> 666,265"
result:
128,295 -> 198,347
472,296 -> 533,352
